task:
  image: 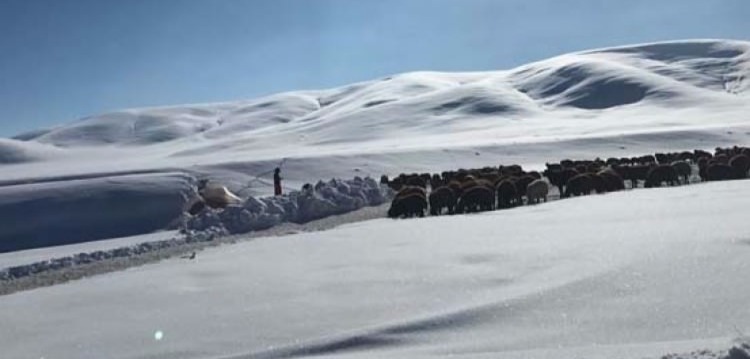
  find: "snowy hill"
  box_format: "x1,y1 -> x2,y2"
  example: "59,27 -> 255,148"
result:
3,39 -> 749,186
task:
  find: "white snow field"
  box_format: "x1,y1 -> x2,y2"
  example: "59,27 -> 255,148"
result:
1,39 -> 749,251
2,180 -> 750,359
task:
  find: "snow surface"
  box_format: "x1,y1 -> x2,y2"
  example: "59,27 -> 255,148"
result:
2,180 -> 750,359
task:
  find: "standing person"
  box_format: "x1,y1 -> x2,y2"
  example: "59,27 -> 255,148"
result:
273,167 -> 282,196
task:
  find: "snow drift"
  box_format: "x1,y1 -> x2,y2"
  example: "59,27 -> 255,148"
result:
0,173 -> 197,253
183,176 -> 390,235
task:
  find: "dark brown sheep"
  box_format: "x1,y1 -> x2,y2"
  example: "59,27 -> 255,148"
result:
589,173 -> 607,194
645,165 -> 679,188
599,171 -> 625,192
388,193 -> 428,218
706,163 -> 734,181
495,180 -> 519,209
395,186 -> 427,200
613,165 -> 650,188
429,186 -> 456,215
564,174 -> 593,197
671,161 -> 692,184
729,154 -> 750,179
543,167 -> 579,195
457,185 -> 494,214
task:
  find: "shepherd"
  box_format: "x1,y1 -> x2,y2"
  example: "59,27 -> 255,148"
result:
273,167 -> 282,196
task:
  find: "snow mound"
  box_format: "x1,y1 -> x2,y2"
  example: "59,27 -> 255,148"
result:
184,176 -> 391,235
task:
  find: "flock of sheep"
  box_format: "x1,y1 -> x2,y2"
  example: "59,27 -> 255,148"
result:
383,146 -> 750,218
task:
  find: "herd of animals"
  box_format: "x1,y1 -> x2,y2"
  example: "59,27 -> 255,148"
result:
382,146 -> 750,218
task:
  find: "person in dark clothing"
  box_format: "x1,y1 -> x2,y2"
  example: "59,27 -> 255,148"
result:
273,167 -> 282,196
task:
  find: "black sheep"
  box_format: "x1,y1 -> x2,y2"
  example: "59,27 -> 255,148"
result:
388,193 -> 428,218
644,165 -> 679,188
429,186 -> 456,215
495,180 -> 518,209
564,174 -> 593,197
457,185 -> 494,214
706,163 -> 734,181
729,154 -> 750,179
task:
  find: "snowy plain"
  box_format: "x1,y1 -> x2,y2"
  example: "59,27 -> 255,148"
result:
1,39 -> 750,358
2,181 -> 750,359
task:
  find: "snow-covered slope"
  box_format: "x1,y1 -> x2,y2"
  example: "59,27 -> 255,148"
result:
4,39 -> 750,187
2,180 -> 750,359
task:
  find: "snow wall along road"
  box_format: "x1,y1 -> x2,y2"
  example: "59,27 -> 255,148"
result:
0,172 -> 196,253
0,173 -> 392,254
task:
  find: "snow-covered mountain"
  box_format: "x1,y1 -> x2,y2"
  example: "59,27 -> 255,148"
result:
3,39 -> 749,183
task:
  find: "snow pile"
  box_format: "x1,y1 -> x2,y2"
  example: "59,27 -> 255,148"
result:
183,176 -> 391,235
661,342 -> 750,359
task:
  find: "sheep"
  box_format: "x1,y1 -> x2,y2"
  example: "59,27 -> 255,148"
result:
456,185 -> 494,214
564,174 -> 593,197
706,163 -> 734,181
495,180 -> 518,209
613,164 -> 649,188
514,175 -> 537,200
599,171 -> 626,192
429,186 -> 456,215
671,161 -> 692,184
394,186 -> 426,200
645,165 -> 679,188
729,154 -> 750,179
388,193 -> 428,218
543,166 -> 579,195
589,173 -> 608,194
525,179 -> 549,204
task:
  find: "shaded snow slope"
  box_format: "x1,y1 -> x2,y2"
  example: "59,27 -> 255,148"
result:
2,180 -> 750,359
3,40 -> 748,186
0,173 -> 196,252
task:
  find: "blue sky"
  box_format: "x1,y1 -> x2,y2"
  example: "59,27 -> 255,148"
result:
0,0 -> 748,137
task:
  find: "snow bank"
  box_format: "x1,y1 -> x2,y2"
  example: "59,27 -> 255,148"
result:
0,176 -> 390,281
0,172 -> 196,252
183,176 -> 391,235
661,342 -> 750,359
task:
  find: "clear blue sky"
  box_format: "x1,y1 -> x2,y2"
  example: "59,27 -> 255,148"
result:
1,0 -> 748,137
